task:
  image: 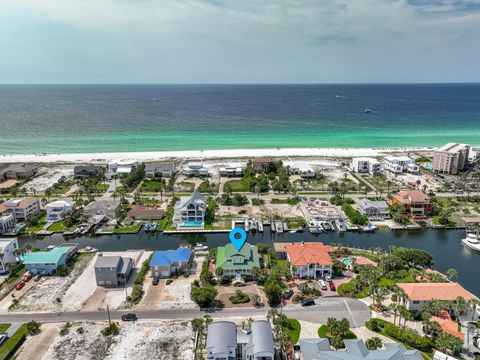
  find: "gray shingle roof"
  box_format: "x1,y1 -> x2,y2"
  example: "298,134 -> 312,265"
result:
94,256 -> 121,269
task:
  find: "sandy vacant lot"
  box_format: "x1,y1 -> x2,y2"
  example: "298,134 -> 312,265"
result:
137,256 -> 204,310
41,320 -> 194,360
12,254 -> 94,312
22,165 -> 75,193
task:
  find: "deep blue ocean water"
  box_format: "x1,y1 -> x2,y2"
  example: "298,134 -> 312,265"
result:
0,84 -> 479,154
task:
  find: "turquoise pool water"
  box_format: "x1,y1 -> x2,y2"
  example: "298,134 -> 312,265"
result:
182,221 -> 203,227
342,258 -> 351,265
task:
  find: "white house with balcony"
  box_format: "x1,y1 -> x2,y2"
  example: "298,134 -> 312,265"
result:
183,162 -> 209,177
107,159 -> 139,179
352,158 -> 382,175
285,162 -> 316,179
0,238 -> 19,273
45,200 -> 74,221
384,156 -> 419,174
173,191 -> 206,228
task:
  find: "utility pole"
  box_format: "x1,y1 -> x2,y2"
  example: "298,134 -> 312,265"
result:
106,304 -> 111,326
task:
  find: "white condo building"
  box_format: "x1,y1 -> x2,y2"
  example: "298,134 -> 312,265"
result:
352,158 -> 382,175
433,143 -> 470,174
0,238 -> 19,273
383,156 -> 419,174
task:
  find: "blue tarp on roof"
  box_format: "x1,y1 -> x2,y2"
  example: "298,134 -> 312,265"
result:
149,248 -> 192,267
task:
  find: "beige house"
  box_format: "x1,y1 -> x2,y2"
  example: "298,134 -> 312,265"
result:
0,197 -> 41,221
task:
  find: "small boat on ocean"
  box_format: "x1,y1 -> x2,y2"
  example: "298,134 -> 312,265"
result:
462,233 -> 480,252
364,108 -> 372,113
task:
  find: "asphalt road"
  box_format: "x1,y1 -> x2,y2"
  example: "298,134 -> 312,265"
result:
0,297 -> 371,327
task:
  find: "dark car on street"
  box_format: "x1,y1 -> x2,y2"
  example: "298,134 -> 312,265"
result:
152,278 -> 159,286
121,313 -> 138,322
301,299 -> 315,307
329,281 -> 336,291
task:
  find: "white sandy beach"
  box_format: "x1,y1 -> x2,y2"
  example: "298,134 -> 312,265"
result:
0,146 -> 435,164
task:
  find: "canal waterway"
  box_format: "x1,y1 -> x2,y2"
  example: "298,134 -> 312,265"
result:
18,228 -> 479,296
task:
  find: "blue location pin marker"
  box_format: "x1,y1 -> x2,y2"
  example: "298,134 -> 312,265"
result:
229,228 -> 247,251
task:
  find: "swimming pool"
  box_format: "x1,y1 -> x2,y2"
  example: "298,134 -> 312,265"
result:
181,221 -> 203,227
342,258 -> 351,265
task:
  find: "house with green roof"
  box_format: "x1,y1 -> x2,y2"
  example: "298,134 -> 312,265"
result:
216,242 -> 260,280
22,247 -> 70,275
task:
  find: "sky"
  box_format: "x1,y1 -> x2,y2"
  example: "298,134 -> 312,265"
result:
0,0 -> 479,84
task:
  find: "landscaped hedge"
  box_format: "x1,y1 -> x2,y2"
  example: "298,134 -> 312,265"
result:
366,318 -> 431,352
342,204 -> 368,225
0,324 -> 28,360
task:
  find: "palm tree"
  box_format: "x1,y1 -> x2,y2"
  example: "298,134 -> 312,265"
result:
267,309 -> 279,324
429,299 -> 443,316
446,268 -> 458,280
430,321 -> 442,338
469,299 -> 480,321
389,303 -> 400,326
454,296 -> 468,319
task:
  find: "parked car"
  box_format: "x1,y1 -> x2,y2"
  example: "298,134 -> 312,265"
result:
121,313 -> 138,322
0,333 -> 8,347
283,288 -> 293,300
324,274 -> 332,282
33,274 -> 43,282
301,299 -> 315,307
23,273 -> 33,282
152,278 -> 159,286
318,279 -> 327,290
15,281 -> 26,290
329,281 -> 336,291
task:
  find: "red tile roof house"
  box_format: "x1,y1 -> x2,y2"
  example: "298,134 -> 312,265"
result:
397,282 -> 476,313
389,190 -> 432,221
430,311 -> 464,340
285,242 -> 335,279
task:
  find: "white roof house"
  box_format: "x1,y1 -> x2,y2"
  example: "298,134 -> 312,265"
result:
107,159 -> 139,178
0,238 -> 19,273
352,158 -> 382,175
183,161 -> 209,177
45,200 -> 74,221
384,156 -> 419,174
285,162 -> 316,178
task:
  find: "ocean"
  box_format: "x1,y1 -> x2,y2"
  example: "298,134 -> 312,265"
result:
0,84 -> 479,154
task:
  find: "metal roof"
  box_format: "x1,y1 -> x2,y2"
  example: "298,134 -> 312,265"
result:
149,248 -> 192,267
22,247 -> 70,265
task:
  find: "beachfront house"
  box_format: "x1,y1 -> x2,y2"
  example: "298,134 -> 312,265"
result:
183,161 -> 209,177
285,162 -> 316,179
397,282 -> 475,313
383,156 -> 419,174
106,159 -> 138,179
0,238 -> 19,273
219,163 -> 246,177
173,191 -> 206,228
22,246 -> 73,275
433,143 -> 470,175
73,165 -> 103,179
352,157 -> 382,175
45,199 -> 74,221
388,190 -> 432,220
0,214 -> 15,234
216,242 -> 260,280
251,157 -> 282,173
94,255 -> 133,287
285,242 -> 335,279
299,338 -> 422,360
0,197 -> 41,221
0,164 -> 38,181
145,162 -> 175,178
357,199 -> 390,220
83,199 -> 121,220
206,320 -> 274,360
149,247 -> 193,278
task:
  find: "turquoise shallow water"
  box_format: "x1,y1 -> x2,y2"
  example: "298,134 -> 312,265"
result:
0,84 -> 479,154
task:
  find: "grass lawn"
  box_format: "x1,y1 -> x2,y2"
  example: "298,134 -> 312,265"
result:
223,179 -> 249,192
47,221 -> 65,232
113,222 -> 142,233
337,281 -> 369,299
205,198 -> 216,230
140,180 -> 164,192
317,325 -> 357,339
0,324 -> 10,332
282,318 -> 301,345
94,184 -> 109,193
25,216 -> 47,232
0,323 -> 28,360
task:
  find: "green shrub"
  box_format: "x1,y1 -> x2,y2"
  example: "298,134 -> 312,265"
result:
368,319 -> 431,352
166,279 -> 173,285
229,293 -> 250,304
101,322 -> 119,337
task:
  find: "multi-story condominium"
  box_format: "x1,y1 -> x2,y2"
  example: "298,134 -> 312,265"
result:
45,200 -> 74,221
357,199 -> 390,220
383,156 -> 419,174
0,238 -> 19,273
145,162 -> 175,178
351,157 -> 382,175
173,191 -> 206,228
183,161 -> 209,177
468,147 -> 480,163
299,338 -> 422,360
0,214 -> 16,234
0,197 -> 41,221
433,143 -> 470,174
206,320 -> 275,360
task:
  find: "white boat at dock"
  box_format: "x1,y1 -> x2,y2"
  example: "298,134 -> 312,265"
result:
193,243 -> 209,252
462,233 -> 480,252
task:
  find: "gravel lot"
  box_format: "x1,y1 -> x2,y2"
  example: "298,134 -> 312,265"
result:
21,165 -> 75,193
41,320 -> 194,360
12,254 -> 94,312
